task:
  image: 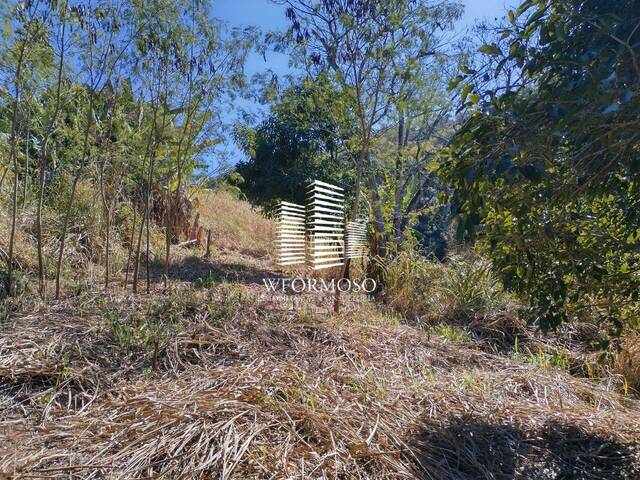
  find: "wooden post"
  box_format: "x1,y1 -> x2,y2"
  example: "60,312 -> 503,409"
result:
196,226 -> 205,249
205,230 -> 212,258
190,213 -> 200,240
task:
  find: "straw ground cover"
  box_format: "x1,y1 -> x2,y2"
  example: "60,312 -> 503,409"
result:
1,278 -> 640,479
1,191 -> 639,479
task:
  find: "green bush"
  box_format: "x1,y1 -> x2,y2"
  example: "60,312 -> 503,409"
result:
439,255 -> 504,316
380,250 -> 514,324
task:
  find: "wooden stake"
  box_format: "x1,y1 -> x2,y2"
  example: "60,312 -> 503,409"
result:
205,230 -> 212,258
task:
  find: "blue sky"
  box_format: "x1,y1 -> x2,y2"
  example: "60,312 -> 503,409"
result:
208,0 -> 517,170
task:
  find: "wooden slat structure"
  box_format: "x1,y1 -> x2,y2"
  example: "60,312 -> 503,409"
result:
275,201 -> 306,266
345,218 -> 368,259
306,180 -> 345,270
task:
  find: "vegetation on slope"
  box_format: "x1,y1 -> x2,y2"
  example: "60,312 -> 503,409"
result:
2,282 -> 640,479
2,192 -> 640,479
1,0 -> 640,478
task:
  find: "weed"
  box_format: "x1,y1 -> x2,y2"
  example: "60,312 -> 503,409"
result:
439,255 -> 502,315
194,271 -> 217,289
380,250 -> 513,325
296,306 -> 315,324
432,324 -> 472,343
459,370 -> 493,397
104,308 -> 140,351
516,346 -> 571,371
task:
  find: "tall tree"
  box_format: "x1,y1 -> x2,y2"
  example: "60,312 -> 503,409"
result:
280,0 -> 462,309
235,75 -> 356,212
54,0 -> 125,299
35,1 -> 68,298
2,1 -> 47,296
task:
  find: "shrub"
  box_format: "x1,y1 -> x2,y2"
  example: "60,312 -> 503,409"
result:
431,324 -> 472,343
380,250 -> 512,322
438,255 -> 503,316
376,249 -> 443,318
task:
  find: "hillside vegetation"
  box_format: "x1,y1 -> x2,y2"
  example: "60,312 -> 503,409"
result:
2,192 -> 640,479
2,0 -> 640,478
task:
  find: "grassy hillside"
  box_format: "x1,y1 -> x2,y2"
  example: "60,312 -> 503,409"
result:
195,189 -> 275,259
2,192 -> 639,479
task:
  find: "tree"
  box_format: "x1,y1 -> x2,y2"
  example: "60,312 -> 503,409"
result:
370,59 -> 458,255
54,0 -> 126,299
0,0 -> 249,299
235,75 -> 355,213
1,0 -> 48,297
442,0 -> 640,335
279,0 -> 462,310
35,1 -> 68,298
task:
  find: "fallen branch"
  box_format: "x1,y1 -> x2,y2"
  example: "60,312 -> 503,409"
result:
175,239 -> 197,248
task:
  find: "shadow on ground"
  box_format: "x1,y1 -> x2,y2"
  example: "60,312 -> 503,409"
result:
155,255 -> 277,286
412,414 -> 639,480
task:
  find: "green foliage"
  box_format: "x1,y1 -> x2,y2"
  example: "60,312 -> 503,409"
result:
439,255 -> 504,315
459,370 -> 494,397
102,290 -> 196,365
234,75 -> 355,213
280,0 -> 464,255
442,0 -> 640,333
193,271 -> 217,289
516,345 -> 571,371
432,323 -> 472,342
103,308 -> 140,351
207,283 -> 250,325
379,250 -> 511,322
0,0 -> 253,296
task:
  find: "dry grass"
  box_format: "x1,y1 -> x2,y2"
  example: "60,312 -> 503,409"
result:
1,285 -> 639,479
195,189 -> 274,258
379,251 -> 527,346
616,331 -> 640,395
2,190 -> 640,479
0,202 -> 39,276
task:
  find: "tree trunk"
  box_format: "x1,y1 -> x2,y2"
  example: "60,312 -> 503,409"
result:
37,14 -> 67,298
145,160 -> 154,294
124,201 -> 138,287
164,189 -> 171,289
334,149 -> 366,313
6,43 -> 26,297
393,114 -> 405,245
133,101 -> 159,294
132,202 -> 147,293
55,94 -> 95,299
105,211 -> 111,289
99,96 -> 116,291
22,116 -> 29,210
368,174 -> 387,258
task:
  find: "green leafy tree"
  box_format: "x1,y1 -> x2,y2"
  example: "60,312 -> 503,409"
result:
234,75 -> 355,213
280,0 -> 463,311
443,0 -> 640,335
